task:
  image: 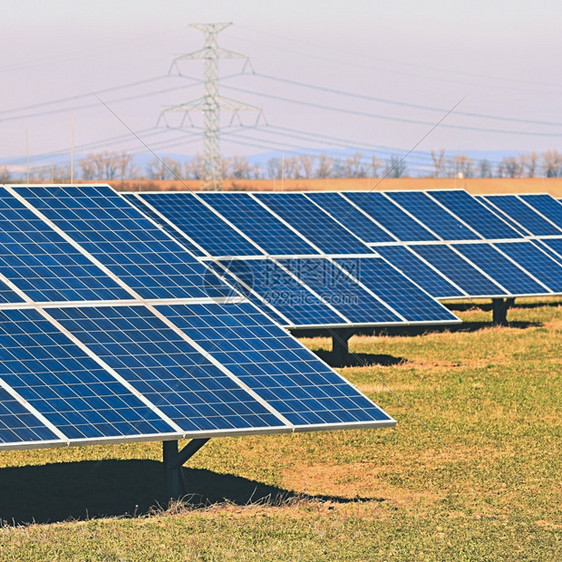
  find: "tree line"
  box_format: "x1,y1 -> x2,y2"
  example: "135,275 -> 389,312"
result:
2,148 -> 562,183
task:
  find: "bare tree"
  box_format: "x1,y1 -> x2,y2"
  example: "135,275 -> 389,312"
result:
542,150 -> 562,177
316,153 -> 334,179
226,156 -> 253,179
370,154 -> 382,178
147,157 -> 181,180
499,156 -> 523,178
520,151 -> 539,177
299,154 -> 315,179
0,165 -> 11,183
452,154 -> 474,178
477,159 -> 493,178
384,155 -> 408,178
342,152 -> 367,178
266,157 -> 282,180
185,154 -> 206,180
430,149 -> 446,177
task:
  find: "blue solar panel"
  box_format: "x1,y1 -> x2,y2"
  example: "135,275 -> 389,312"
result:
335,257 -> 459,323
305,192 -> 395,243
413,244 -> 507,296
199,193 -> 320,255
344,192 -> 438,242
538,238 -> 562,262
482,195 -> 561,236
140,192 -> 263,257
453,243 -> 547,296
387,191 -> 481,240
0,189 -> 130,303
49,305 -> 284,432
519,194 -> 562,229
0,386 -> 58,444
15,186 -> 231,300
493,242 -> 562,293
157,302 -> 394,427
213,259 -> 348,327
122,193 -> 206,257
374,245 -> 464,299
0,308 -> 174,440
255,193 -> 373,254
277,258 -> 403,324
429,190 -> 523,239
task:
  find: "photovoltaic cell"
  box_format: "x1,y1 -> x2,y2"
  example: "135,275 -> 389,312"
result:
305,192 -> 395,243
374,245 -> 464,299
412,244 -> 507,296
0,189 -> 130,303
0,387 -> 58,444
214,259 -> 348,327
157,302 -> 394,427
538,238 -> 562,262
387,191 -> 481,240
453,243 -> 547,295
429,190 -> 523,239
519,194 -> 562,229
335,257 -> 459,322
344,192 -> 438,242
255,193 -> 373,254
277,258 -> 403,324
49,305 -> 284,432
15,186 -> 231,300
0,308 -> 174,440
493,242 -> 562,293
199,193 -> 320,255
482,195 -> 561,236
122,194 -> 206,257
140,192 -> 263,257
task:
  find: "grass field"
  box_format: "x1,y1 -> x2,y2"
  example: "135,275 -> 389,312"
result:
0,298 -> 560,560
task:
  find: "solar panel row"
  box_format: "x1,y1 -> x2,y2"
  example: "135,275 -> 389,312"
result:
0,184 -> 396,451
131,191 -> 461,328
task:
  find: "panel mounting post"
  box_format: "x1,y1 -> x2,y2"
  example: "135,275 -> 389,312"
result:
163,438 -> 210,499
492,298 -> 513,326
329,328 -> 356,366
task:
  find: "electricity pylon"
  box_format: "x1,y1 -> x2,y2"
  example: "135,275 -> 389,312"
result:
159,22 -> 263,190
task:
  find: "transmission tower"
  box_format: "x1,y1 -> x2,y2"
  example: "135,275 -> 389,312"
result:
159,22 -> 263,190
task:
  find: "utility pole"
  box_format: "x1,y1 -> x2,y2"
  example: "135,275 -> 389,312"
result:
159,23 -> 263,190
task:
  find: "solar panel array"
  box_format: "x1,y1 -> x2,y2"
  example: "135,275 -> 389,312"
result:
128,191 -> 460,329
0,184 -> 396,452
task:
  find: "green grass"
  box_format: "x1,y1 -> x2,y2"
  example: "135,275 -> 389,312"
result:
0,300 -> 560,560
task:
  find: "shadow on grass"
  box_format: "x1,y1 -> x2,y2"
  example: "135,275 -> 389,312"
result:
313,350 -> 406,368
0,459 -> 383,526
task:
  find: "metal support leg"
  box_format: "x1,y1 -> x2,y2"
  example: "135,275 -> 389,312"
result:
492,298 -> 510,326
329,328 -> 356,366
163,438 -> 209,499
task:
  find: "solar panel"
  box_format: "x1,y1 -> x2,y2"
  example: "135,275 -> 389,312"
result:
374,245 -> 465,299
157,302 -> 394,427
493,241 -> 562,293
386,191 -> 481,241
0,183 -> 398,454
122,193 -> 206,257
412,244 -> 507,297
304,192 -> 395,243
480,195 -> 561,236
139,192 -> 263,257
276,258 -> 404,324
519,194 -> 562,229
344,192 -> 438,241
14,185 -> 230,301
538,238 -> 562,262
452,243 -> 549,296
0,386 -> 59,445
335,257 -> 459,322
255,192 -> 373,254
210,258 -> 349,327
0,307 -> 175,440
198,192 -> 320,256
0,188 -> 130,303
429,190 -> 523,239
48,305 -> 286,433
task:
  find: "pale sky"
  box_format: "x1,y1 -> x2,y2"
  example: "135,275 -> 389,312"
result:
1,0 -> 561,174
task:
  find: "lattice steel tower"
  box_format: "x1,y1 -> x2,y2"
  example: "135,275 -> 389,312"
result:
159,23 -> 263,190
